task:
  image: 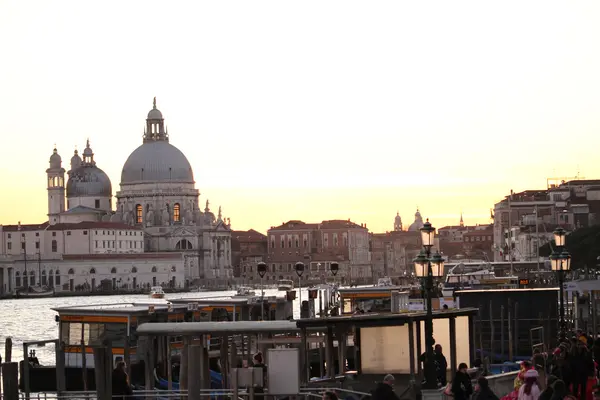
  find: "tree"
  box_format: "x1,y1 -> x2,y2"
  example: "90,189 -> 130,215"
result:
539,226 -> 600,270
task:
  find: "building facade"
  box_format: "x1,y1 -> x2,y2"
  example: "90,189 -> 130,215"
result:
266,220 -> 371,284
0,99 -> 232,294
492,179 -> 600,262
231,229 -> 268,281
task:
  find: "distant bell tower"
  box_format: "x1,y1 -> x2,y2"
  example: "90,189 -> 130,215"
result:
394,211 -> 403,231
46,147 -> 65,225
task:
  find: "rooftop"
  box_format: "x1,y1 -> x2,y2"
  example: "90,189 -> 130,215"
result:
137,320 -> 304,336
62,252 -> 181,261
295,308 -> 479,329
47,221 -> 140,231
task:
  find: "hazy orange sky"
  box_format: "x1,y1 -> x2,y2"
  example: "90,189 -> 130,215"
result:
1,1 -> 599,234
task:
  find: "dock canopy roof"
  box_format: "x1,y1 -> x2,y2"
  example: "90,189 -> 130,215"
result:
137,320 -> 305,336
295,308 -> 479,329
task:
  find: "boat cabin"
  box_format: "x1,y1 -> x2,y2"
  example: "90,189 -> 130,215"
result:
338,286 -> 411,314
54,294 -> 293,368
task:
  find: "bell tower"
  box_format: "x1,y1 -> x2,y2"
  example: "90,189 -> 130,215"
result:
46,147 -> 65,225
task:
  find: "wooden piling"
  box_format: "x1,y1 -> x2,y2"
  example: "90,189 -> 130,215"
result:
188,344 -> 201,400
500,305 -> 505,362
1,362 -> 18,400
489,301 -> 495,363
4,337 -> 11,362
508,300 -> 513,362
81,340 -> 88,391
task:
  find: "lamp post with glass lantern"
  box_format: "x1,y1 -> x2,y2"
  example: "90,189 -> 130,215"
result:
295,262 -> 305,317
549,227 -> 571,335
414,220 -> 445,389
257,262 -> 267,320
330,262 -> 339,277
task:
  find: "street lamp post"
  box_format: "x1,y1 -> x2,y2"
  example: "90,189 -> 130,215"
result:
414,220 -> 445,389
295,262 -> 305,318
257,262 -> 267,320
550,227 -> 571,336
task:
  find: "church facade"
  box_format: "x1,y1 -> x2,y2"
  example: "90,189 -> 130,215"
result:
0,99 -> 232,295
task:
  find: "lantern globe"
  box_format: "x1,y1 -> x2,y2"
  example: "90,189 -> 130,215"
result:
430,252 -> 445,277
553,227 -> 566,247
420,220 -> 436,248
257,262 -> 267,278
413,251 -> 429,278
295,262 -> 305,277
330,262 -> 339,276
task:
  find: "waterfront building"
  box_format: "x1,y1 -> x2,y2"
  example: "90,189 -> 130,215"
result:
0,99 -> 232,295
231,229 -> 268,281
266,219 -> 371,284
369,210 -> 433,278
438,214 -> 494,262
492,178 -> 600,262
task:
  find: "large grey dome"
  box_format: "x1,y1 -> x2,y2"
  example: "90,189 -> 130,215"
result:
67,165 -> 112,197
120,141 -> 194,185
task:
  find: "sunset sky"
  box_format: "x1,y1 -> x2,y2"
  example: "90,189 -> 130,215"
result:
1,1 -> 599,234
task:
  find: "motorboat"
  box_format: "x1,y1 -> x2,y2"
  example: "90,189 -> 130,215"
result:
149,286 -> 165,299
234,286 -> 255,296
277,279 -> 294,291
442,263 -> 518,297
376,277 -> 393,287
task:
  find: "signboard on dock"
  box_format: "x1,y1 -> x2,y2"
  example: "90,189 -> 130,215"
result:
267,348 -> 299,395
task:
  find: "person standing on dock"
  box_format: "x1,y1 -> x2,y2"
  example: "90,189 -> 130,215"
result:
434,344 -> 448,386
370,374 -> 399,400
112,361 -> 133,400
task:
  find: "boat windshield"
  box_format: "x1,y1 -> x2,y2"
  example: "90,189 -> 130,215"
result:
342,296 -> 391,314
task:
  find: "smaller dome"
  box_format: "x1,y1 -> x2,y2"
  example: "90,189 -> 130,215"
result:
49,148 -> 61,168
148,108 -> 163,120
147,97 -> 163,120
83,140 -> 93,157
67,165 -> 112,197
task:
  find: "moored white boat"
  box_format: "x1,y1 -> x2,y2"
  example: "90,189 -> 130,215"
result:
17,286 -> 54,298
149,286 -> 165,299
277,279 -> 294,291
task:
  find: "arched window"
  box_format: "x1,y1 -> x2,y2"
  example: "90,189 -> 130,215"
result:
15,272 -> 21,287
111,267 -> 117,274
90,268 -> 96,274
51,240 -> 57,252
151,266 -> 157,273
136,204 -> 143,224
131,267 -> 138,273
173,203 -> 181,222
68,269 -> 74,275
171,265 -> 176,272
55,270 -> 61,285
175,239 -> 193,250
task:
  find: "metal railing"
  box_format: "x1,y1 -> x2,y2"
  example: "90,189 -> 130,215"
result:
6,387 -> 372,400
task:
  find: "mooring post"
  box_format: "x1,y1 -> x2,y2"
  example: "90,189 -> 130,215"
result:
5,337 -> 12,362
93,347 -> 108,400
22,343 -> 30,400
188,344 -> 201,400
55,340 -> 66,394
1,362 -> 18,400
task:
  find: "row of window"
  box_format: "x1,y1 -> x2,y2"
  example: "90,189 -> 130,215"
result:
269,234 -> 349,249
135,203 -> 182,224
95,240 -> 142,249
465,235 -> 492,242
15,265 -> 175,276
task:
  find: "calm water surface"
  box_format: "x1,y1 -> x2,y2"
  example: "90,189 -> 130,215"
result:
0,288 -> 318,365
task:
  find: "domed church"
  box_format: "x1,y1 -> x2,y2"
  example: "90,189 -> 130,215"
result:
45,99 -> 233,284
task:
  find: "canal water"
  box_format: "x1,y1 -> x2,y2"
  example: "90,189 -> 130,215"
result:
0,288 -> 319,366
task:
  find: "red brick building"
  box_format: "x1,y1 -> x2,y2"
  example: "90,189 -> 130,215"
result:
266,220 -> 371,284
230,229 -> 268,280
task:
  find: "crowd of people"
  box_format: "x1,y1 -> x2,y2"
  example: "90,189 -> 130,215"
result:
500,329 -> 599,400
